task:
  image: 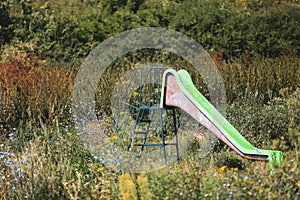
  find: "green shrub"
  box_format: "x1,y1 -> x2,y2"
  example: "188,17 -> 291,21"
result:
170,0 -> 300,58
4,0 -> 300,63
0,0 -> 13,47
221,87 -> 299,152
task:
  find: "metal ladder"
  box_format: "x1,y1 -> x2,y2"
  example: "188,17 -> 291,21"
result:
116,66 -> 180,164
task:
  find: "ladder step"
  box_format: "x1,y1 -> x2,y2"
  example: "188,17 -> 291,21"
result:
165,143 -> 178,145
133,144 -> 143,146
133,143 -> 177,146
139,119 -> 152,123
133,143 -> 163,147
139,107 -> 161,110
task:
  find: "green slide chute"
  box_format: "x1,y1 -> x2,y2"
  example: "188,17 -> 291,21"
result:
161,69 -> 283,173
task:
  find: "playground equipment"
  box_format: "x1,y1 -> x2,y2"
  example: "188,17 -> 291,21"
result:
115,66 -> 181,164
115,66 -> 283,173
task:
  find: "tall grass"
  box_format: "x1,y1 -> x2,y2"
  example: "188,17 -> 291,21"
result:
0,127 -> 299,199
0,51 -> 74,136
218,53 -> 300,104
0,50 -> 299,199
0,128 -> 121,199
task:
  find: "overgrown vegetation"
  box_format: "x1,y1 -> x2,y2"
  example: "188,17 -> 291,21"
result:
1,0 -> 300,63
0,0 -> 299,199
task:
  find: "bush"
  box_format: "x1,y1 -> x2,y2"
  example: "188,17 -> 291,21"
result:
0,0 -> 13,47
170,0 -> 300,58
225,88 -> 300,149
0,52 -> 74,134
4,0 -> 300,63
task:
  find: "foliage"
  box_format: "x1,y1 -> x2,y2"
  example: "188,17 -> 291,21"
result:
0,50 -> 74,136
220,53 -> 300,104
0,128 -> 112,199
137,173 -> 153,200
169,0 -> 300,58
224,87 -> 300,150
0,0 -> 13,47
0,0 -> 300,199
1,129 -> 299,199
1,0 -> 299,63
118,173 -> 138,200
8,1 -> 98,64
145,150 -> 299,199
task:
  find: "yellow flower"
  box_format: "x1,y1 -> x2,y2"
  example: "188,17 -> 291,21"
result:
97,167 -> 105,172
232,167 -> 238,172
219,165 -> 227,172
111,135 -> 119,140
230,182 -> 235,190
297,180 -> 300,188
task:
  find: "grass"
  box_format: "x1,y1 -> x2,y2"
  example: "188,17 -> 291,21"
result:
1,1 -> 300,198
0,49 -> 299,199
0,129 -> 299,199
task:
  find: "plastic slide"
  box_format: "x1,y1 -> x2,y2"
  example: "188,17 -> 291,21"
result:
160,69 -> 283,173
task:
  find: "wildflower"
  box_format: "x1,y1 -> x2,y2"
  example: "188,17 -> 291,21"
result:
297,180 -> 300,188
8,134 -> 14,141
231,183 -> 235,190
110,135 -> 119,140
219,165 -> 227,172
97,167 -> 105,172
